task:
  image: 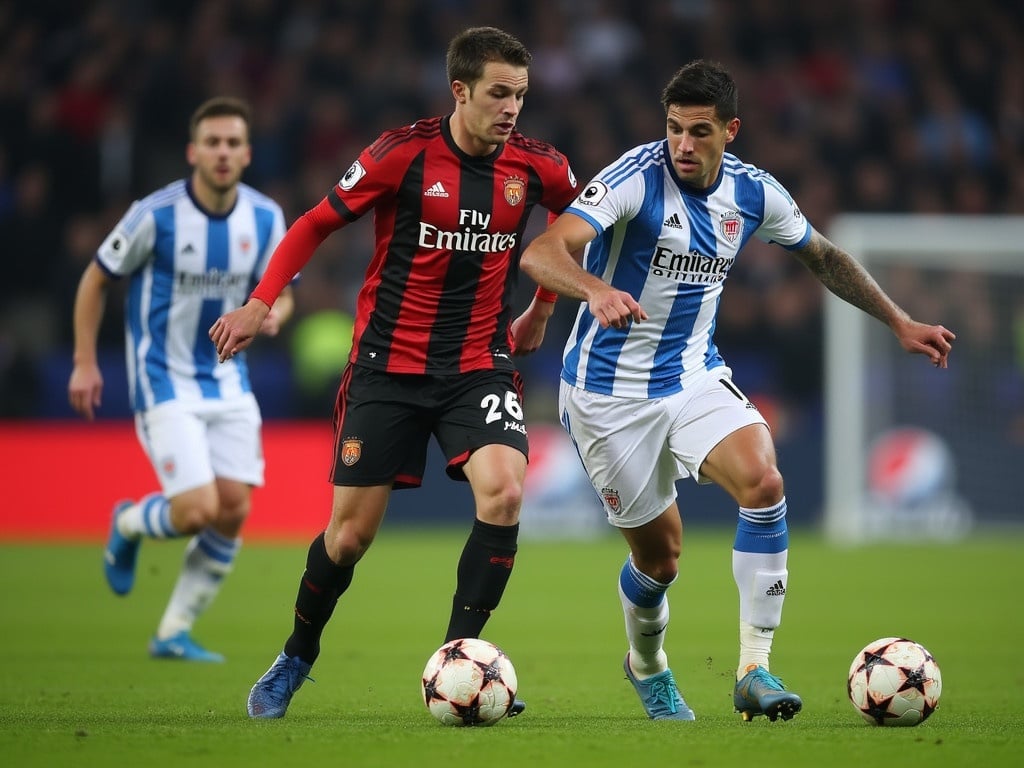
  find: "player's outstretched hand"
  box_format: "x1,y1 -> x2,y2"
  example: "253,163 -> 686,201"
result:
895,319 -> 956,368
588,287 -> 647,330
209,299 -> 270,362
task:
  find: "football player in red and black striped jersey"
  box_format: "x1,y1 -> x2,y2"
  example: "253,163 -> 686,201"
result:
211,26 -> 579,719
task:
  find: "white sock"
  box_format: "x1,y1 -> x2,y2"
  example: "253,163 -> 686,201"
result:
117,493 -> 178,539
618,556 -> 673,678
738,621 -> 773,678
156,529 -> 240,639
623,599 -> 670,677
733,499 -> 789,679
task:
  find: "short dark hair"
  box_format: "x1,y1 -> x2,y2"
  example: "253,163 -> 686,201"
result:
189,96 -> 252,141
661,60 -> 738,122
446,26 -> 531,87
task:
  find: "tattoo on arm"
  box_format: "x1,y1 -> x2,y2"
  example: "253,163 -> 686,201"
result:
794,231 -> 906,327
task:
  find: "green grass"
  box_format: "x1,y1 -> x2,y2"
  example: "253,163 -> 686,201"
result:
1,527 -> 1022,767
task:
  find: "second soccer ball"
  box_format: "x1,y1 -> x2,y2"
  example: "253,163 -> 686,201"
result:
847,636 -> 942,726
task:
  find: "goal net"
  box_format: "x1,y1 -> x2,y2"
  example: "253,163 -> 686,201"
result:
823,214 -> 1023,543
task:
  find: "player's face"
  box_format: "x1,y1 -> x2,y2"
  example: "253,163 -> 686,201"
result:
451,61 -> 529,156
665,105 -> 739,189
188,115 -> 251,195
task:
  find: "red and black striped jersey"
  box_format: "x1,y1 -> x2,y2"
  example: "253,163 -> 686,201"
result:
254,115 -> 578,375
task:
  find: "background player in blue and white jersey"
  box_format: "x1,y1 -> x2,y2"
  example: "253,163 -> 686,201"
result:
521,60 -> 955,722
68,96 -> 294,662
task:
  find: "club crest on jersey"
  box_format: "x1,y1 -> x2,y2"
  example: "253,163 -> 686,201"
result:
503,176 -> 525,206
719,210 -> 742,242
601,487 -> 622,515
341,438 -> 363,466
239,235 -> 252,253
339,160 -> 366,191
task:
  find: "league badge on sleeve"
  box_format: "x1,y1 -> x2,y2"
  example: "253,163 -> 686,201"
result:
578,181 -> 609,207
339,160 -> 366,191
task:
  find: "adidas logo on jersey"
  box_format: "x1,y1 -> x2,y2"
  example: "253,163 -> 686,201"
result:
424,181 -> 449,198
663,212 -> 684,229
765,579 -> 786,596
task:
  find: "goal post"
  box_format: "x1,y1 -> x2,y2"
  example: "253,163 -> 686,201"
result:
823,214 -> 1024,544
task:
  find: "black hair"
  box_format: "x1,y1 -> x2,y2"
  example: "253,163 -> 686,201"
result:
660,60 -> 738,122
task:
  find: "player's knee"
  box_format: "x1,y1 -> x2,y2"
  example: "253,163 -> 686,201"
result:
477,479 -> 523,525
214,481 -> 251,531
630,550 -> 680,586
214,500 -> 250,536
170,500 -> 219,534
647,559 -> 679,585
737,466 -> 784,509
327,524 -> 375,566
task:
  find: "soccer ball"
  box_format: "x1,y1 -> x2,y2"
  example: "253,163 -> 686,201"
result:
421,638 -> 518,726
847,637 -> 942,726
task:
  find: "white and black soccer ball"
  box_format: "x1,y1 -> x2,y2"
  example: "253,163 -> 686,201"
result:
848,637 -> 942,726
421,638 -> 518,726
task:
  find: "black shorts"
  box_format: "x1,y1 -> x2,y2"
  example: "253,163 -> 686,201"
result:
330,365 -> 529,488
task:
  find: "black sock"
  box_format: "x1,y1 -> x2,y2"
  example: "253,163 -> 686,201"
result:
444,519 -> 519,642
284,532 -> 354,664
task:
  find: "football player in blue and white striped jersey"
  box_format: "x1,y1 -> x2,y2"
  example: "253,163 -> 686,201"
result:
69,96 -> 294,662
521,60 -> 954,722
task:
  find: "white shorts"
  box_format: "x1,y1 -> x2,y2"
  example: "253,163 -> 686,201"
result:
134,393 -> 264,498
559,368 -> 767,529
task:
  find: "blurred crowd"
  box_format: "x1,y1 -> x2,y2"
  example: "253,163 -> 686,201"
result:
1,0 -> 1022,422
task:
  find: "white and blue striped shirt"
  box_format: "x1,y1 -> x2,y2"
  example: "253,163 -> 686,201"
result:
96,179 -> 286,412
562,141 -> 811,398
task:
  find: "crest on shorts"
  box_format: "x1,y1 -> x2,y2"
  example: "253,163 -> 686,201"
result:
719,210 -> 742,242
504,176 -> 525,206
341,438 -> 363,466
601,486 -> 622,515
160,456 -> 176,478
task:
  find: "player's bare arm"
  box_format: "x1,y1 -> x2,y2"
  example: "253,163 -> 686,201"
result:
68,261 -> 111,420
521,216 -> 647,330
209,298 -> 271,362
794,228 -> 955,367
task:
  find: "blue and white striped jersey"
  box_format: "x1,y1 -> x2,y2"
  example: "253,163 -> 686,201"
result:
95,179 -> 286,412
561,141 -> 812,398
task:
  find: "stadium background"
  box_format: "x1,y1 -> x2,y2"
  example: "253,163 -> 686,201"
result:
1,0 -> 1021,535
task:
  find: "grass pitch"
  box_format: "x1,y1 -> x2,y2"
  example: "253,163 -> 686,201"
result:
1,527 -> 1021,767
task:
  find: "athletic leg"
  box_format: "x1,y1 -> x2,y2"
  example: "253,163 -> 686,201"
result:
445,443 -> 525,642
248,483 -> 390,718
618,508 -> 694,720
701,423 -> 802,721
